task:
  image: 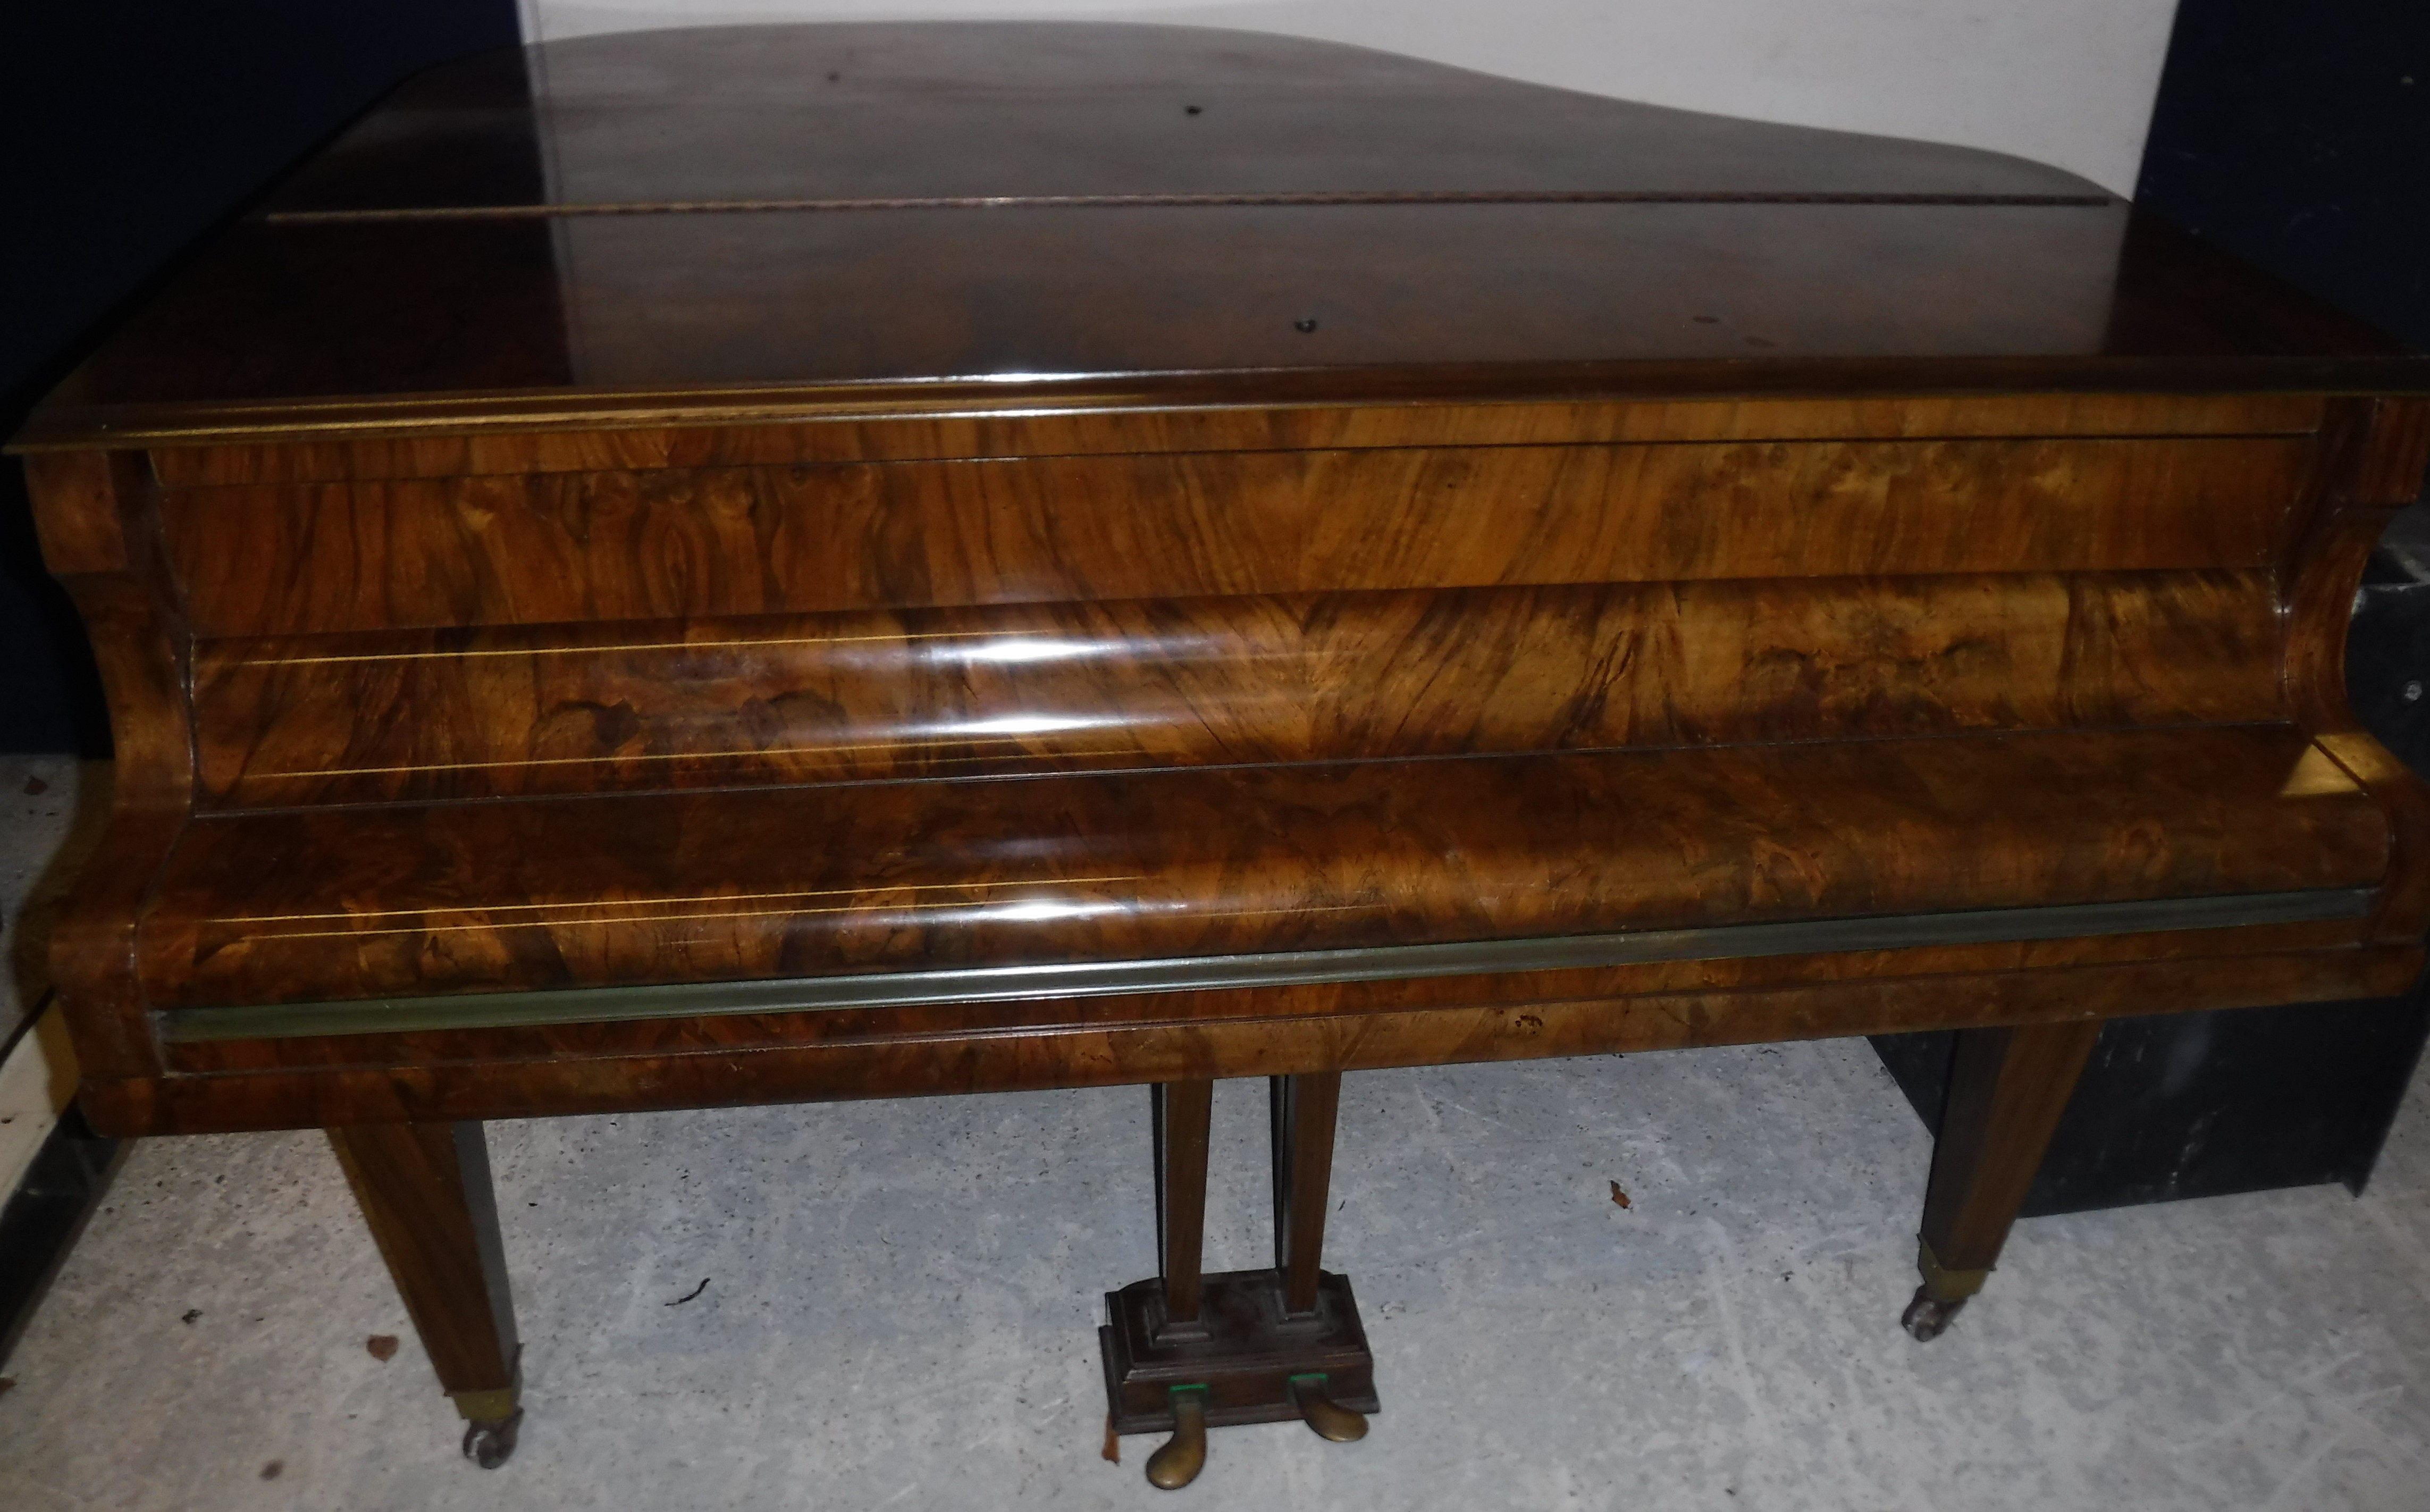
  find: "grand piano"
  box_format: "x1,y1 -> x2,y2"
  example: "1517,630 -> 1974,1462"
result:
13,22 -> 2429,1489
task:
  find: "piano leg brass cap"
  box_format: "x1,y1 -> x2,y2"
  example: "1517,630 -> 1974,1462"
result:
1289,1373 -> 1369,1443
460,1408 -> 524,1469
1144,1388 -> 1209,1491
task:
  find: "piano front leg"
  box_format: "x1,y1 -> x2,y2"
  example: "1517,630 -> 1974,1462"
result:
326,1121 -> 524,1467
1903,1021 -> 2104,1341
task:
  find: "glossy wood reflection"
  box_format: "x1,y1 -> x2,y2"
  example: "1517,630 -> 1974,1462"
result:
145,392 -> 2331,489
264,22 -> 2104,215
137,727 -> 2386,1010
190,572 -> 2286,806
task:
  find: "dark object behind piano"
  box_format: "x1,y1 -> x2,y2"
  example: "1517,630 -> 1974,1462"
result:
1872,523 -> 2430,1215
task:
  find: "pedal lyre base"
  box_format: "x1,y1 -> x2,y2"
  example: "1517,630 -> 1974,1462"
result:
1099,1267 -> 1378,1434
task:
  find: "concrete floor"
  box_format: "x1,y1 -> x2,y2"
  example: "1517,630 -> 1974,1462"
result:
4,760 -> 2429,1510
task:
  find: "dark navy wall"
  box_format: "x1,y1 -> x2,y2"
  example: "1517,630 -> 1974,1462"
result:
2137,0 -> 2429,351
2,1 -> 520,753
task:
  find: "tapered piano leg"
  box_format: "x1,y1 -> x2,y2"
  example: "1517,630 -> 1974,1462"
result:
1903,1021 -> 2101,1341
1269,1071 -> 1338,1315
1270,1073 -> 1367,1442
1154,1079 -> 1213,1331
328,1122 -> 524,1466
1144,1080 -> 1214,1489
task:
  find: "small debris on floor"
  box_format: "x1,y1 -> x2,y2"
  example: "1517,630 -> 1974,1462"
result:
1102,1418 -> 1120,1464
0,1377 -> 15,1397
366,1334 -> 399,1362
22,776 -> 47,795
259,1461 -> 282,1480
1609,1181 -> 1631,1209
665,1277 -> 711,1306
181,1309 -> 202,1325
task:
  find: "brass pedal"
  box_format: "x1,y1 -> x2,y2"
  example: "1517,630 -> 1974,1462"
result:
1289,1373 -> 1368,1443
1143,1387 -> 1209,1490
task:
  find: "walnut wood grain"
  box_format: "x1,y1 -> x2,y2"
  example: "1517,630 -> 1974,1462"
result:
87,944 -> 2423,1137
189,572 -> 2288,807
144,392 -> 2329,488
134,727 -> 2388,1011
159,437 -> 2309,637
2282,399 -> 2430,941
21,451 -> 190,1079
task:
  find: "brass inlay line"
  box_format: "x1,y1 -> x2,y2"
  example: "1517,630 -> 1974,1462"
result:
229,896 -> 1372,945
249,738 -> 1142,782
205,873 -> 1146,926
260,188 -> 2114,225
231,626 -> 1096,666
162,888 -> 2373,1043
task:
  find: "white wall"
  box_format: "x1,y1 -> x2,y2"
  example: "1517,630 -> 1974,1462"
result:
0,1009 -> 79,1199
518,0 -> 2182,194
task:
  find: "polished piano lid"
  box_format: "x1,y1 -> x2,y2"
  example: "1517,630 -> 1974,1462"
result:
17,22 -> 2427,447
257,21 -> 2107,213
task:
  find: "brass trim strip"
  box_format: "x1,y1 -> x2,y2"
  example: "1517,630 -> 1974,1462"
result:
159,888 -> 2373,1043
1916,1239 -> 1992,1303
22,366 -> 2427,453
262,189 -> 2114,225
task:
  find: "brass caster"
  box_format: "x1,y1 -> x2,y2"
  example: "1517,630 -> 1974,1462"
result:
1144,1388 -> 1209,1491
1901,1285 -> 1967,1343
461,1407 -> 524,1469
1289,1373 -> 1368,1443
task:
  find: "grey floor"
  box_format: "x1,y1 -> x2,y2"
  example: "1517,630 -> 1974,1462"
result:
4,758 -> 2429,1510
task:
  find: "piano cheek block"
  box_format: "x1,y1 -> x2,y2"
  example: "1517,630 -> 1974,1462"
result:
18,17 -> 2430,1488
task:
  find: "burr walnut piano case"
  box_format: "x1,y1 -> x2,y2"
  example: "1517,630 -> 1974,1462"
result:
12,21 -> 2430,1483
